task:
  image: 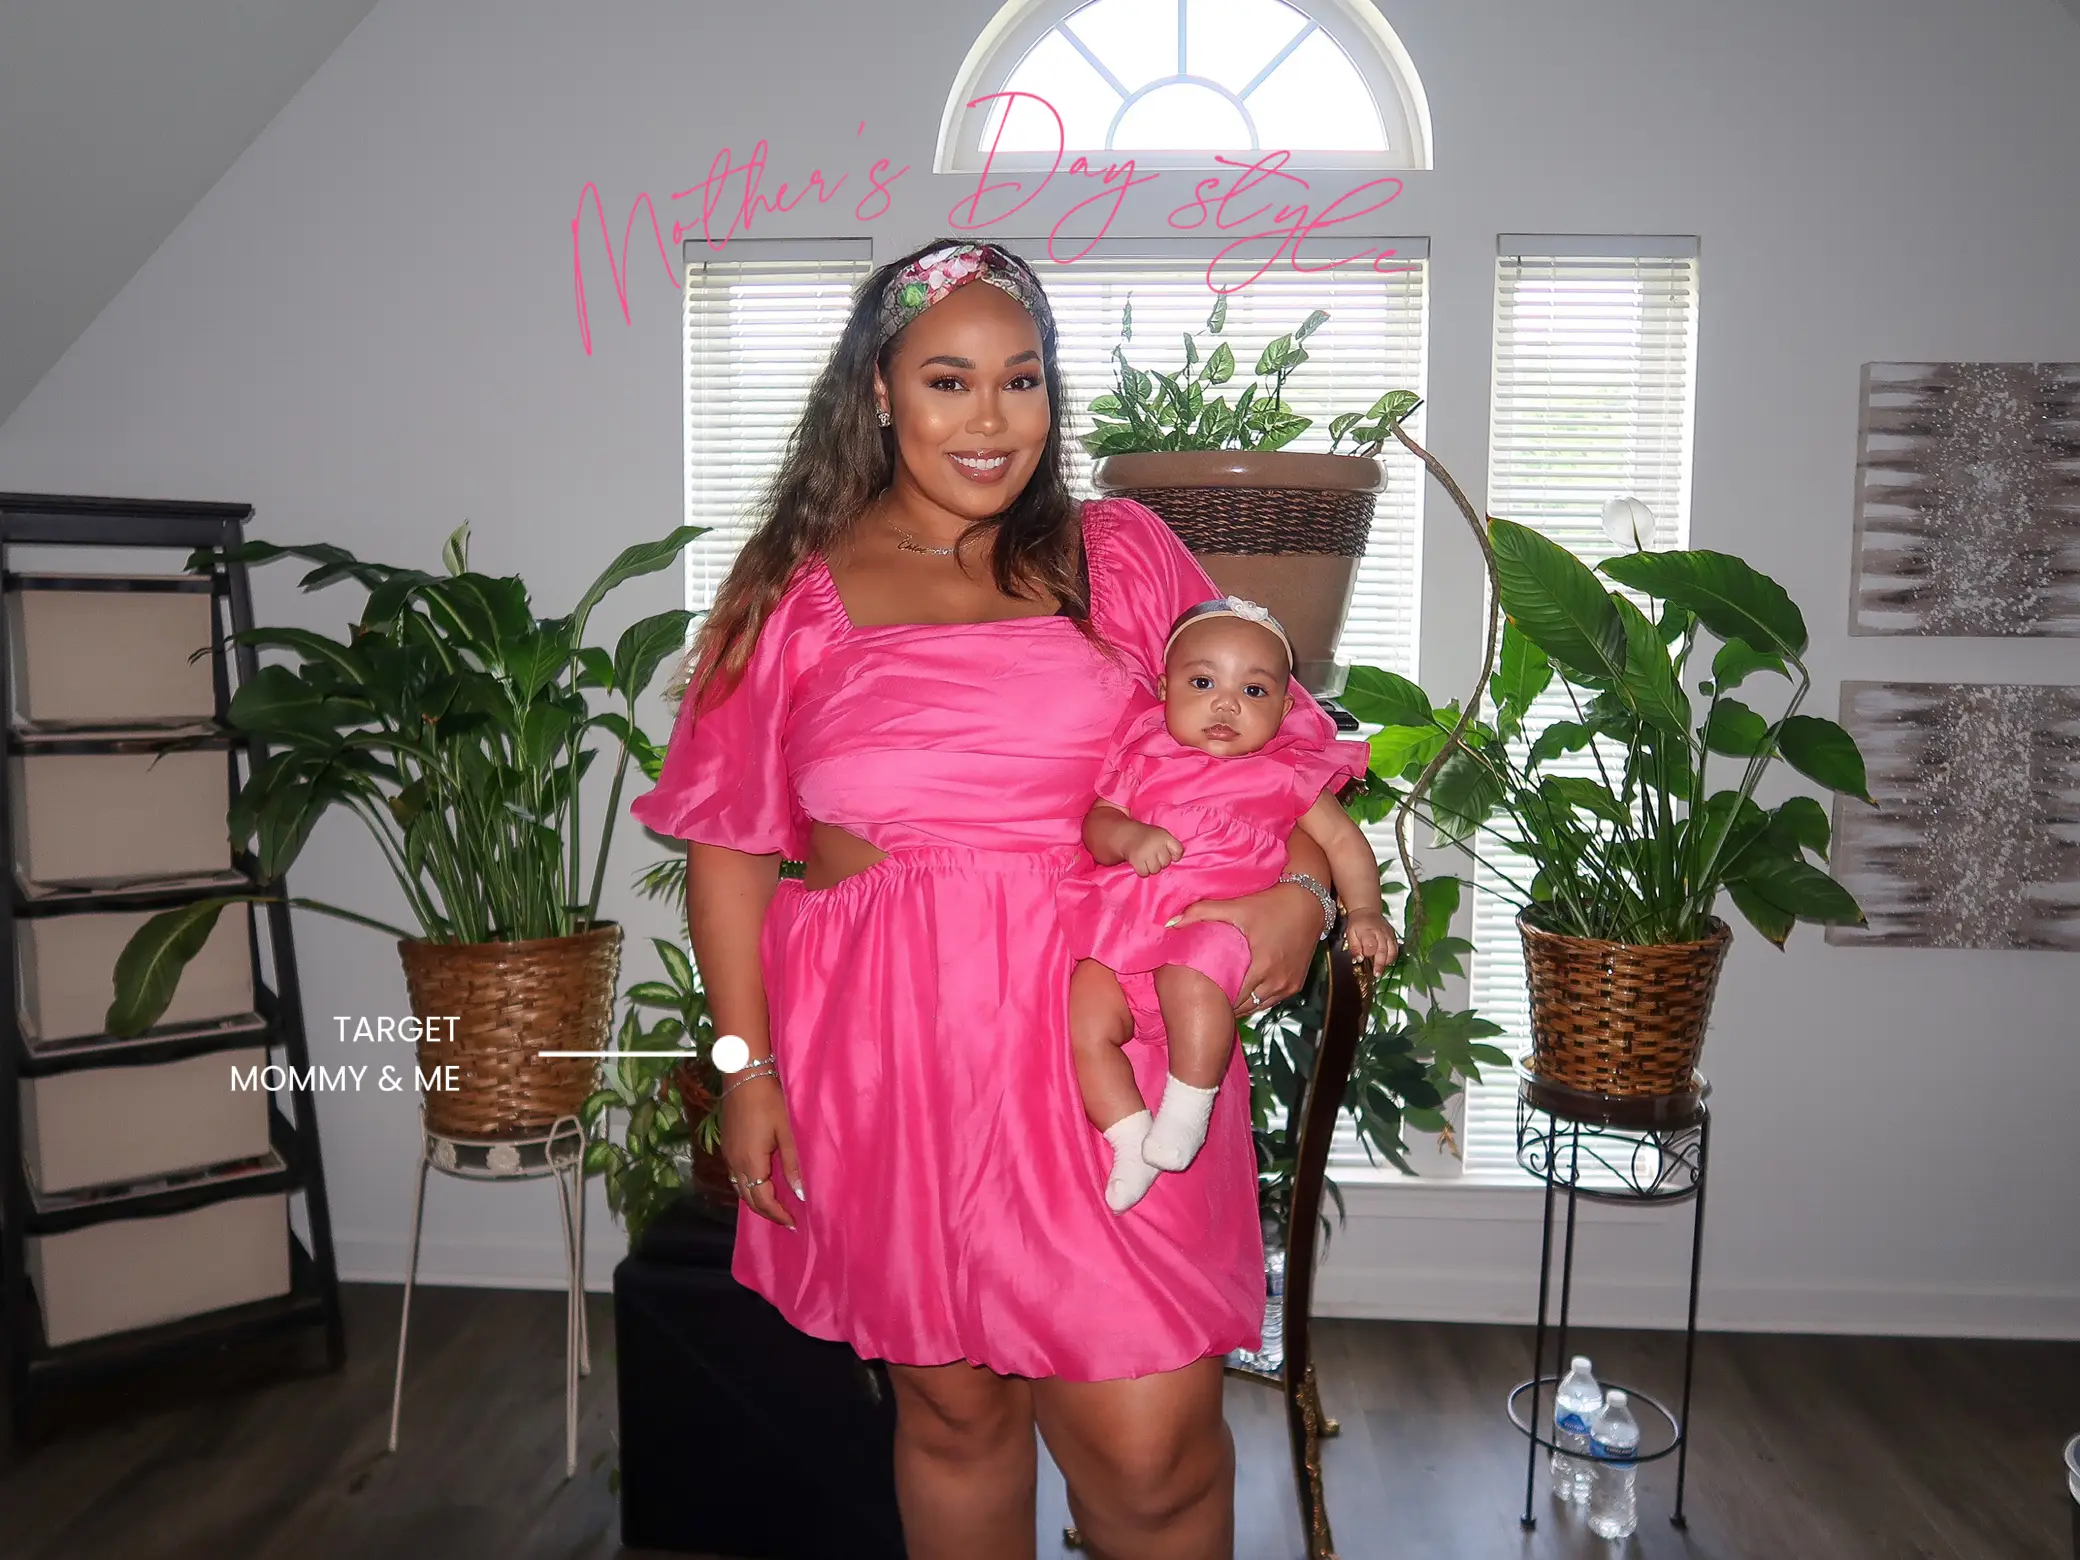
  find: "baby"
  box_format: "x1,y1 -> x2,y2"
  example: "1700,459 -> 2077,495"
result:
1058,597 -> 1400,1215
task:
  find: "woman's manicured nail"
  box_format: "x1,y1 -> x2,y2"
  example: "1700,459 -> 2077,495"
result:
791,1179 -> 806,1201
1163,916 -> 1180,928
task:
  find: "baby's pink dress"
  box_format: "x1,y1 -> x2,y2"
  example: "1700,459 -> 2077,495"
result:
1056,697 -> 1371,1011
629,497 -> 1352,1381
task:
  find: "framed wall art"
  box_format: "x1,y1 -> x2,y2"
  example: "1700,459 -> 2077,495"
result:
1851,361 -> 2080,636
1827,680 -> 2080,951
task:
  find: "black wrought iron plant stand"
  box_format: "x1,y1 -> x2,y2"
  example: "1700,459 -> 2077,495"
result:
1508,1060 -> 1710,1531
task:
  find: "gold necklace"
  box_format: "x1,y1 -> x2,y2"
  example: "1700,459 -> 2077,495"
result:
887,517 -> 961,556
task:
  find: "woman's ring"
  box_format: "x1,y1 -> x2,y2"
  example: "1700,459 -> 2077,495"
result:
737,1174 -> 768,1192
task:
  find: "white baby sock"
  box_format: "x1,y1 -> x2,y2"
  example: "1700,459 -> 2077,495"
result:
1142,1075 -> 1220,1171
1102,1110 -> 1162,1213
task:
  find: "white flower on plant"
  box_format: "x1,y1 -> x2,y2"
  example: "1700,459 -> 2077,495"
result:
1601,495 -> 1656,552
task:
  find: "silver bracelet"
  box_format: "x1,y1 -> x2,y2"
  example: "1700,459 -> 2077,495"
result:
719,1062 -> 779,1099
1277,871 -> 1338,941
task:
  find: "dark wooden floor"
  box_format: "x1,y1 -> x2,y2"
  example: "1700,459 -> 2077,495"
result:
4,1282 -> 2073,1559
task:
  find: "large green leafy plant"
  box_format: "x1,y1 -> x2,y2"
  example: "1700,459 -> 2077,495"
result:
103,521 -> 699,1037
1352,427 -> 1873,947
1248,391 -> 1878,1246
580,928 -> 712,1243
1081,294 -> 1421,459
578,843 -> 745,1242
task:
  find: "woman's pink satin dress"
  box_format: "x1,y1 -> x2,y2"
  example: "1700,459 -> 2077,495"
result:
629,497 -> 1348,1381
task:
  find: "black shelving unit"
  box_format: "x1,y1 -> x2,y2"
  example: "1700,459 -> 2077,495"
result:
0,493 -> 345,1446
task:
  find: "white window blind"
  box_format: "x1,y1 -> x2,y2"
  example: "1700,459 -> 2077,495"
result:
1461,240 -> 1701,1176
1023,247 -> 1429,683
683,241 -> 874,609
1024,247 -> 1429,1175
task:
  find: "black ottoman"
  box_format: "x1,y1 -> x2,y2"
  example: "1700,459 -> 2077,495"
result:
614,1193 -> 907,1558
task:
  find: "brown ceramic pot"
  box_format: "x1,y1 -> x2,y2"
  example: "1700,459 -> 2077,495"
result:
1092,449 -> 1385,697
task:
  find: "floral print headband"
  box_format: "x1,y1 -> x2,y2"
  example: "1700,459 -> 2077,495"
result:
874,242 -> 1052,350
1163,596 -> 1296,671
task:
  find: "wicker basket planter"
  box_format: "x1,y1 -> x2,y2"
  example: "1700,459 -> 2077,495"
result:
398,922 -> 623,1138
1092,450 -> 1384,697
1517,909 -> 1732,1099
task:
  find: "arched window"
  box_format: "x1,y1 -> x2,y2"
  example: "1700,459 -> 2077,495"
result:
939,0 -> 1432,172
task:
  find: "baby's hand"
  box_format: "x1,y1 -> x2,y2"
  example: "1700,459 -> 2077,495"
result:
1125,824 -> 1183,876
1343,909 -> 1400,977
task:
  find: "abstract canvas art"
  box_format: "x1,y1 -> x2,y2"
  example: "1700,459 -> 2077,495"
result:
1826,681 -> 2080,951
1851,361 -> 2080,636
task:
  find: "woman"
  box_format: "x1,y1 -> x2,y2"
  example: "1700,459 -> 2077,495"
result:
631,238 -> 1344,1560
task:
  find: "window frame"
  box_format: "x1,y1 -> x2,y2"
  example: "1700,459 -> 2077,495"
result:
937,0 -> 1434,174
1009,234 -> 1432,689
1452,235 -> 1705,1186
674,233 -> 1713,1194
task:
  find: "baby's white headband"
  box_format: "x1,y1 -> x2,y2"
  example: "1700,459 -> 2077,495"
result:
1162,596 -> 1295,671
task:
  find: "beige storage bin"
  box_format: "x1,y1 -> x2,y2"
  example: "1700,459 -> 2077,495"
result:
18,904 -> 253,1043
27,1192 -> 290,1347
5,581 -> 217,725
21,1046 -> 273,1195
8,748 -> 231,885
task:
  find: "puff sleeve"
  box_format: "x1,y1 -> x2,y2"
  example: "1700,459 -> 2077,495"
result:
1086,495 -> 1344,753
1285,725 -> 1373,810
1092,693 -> 1161,812
627,573 -> 823,858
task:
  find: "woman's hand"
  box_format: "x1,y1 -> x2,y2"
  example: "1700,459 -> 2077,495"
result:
721,1074 -> 802,1230
1170,879 -> 1325,1017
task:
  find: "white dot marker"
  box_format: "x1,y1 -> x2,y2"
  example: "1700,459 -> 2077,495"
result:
711,1033 -> 751,1073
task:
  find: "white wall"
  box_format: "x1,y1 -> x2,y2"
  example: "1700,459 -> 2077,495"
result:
2,0 -> 2075,1336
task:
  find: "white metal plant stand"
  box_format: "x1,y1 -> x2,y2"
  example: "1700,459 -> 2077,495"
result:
386,1112 -> 592,1477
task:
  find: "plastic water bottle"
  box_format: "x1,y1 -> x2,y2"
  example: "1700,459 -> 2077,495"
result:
1259,1244 -> 1287,1370
1550,1356 -> 1603,1505
1587,1390 -> 1642,1539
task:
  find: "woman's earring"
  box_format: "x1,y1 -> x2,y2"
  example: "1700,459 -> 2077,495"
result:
876,405 -> 892,427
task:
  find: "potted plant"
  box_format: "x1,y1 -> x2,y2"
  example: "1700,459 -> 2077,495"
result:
1082,294 -> 1420,697
102,520 -> 699,1139
579,936 -> 719,1242
1247,856 -> 1507,1254
579,833 -> 780,1240
1348,413 -> 1875,1099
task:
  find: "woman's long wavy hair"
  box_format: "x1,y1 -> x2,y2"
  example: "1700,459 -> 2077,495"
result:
666,237 -> 1113,709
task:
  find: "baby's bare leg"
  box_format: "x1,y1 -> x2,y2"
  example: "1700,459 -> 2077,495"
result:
1142,963 -> 1237,1173
1068,959 -> 1145,1129
1151,963 -> 1238,1090
1069,960 -> 1162,1214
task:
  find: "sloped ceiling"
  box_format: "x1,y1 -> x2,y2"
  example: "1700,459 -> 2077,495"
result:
0,0 -> 380,427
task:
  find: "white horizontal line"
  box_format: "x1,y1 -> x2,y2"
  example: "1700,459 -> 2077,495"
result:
539,1050 -> 693,1059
